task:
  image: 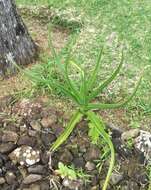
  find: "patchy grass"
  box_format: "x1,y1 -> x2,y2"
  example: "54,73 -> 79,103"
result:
15,0 -> 151,129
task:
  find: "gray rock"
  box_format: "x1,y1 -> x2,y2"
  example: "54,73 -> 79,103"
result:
107,123 -> 123,138
28,165 -> 47,175
62,178 -> 83,190
111,172 -> 124,185
29,184 -> 41,190
28,130 -> 37,137
41,133 -> 56,147
85,161 -> 96,171
73,157 -> 85,169
128,181 -> 140,190
121,181 -> 139,190
60,150 -> 73,164
40,181 -> 50,190
0,177 -> 5,184
90,185 -> 100,190
0,158 -> 3,167
2,131 -> 18,143
0,131 -> 3,142
23,174 -> 42,184
0,143 -> 16,154
78,138 -> 89,153
40,152 -> 49,165
20,124 -> 28,133
41,115 -> 57,128
17,135 -> 36,147
5,171 -> 16,184
85,145 -> 100,161
121,129 -> 140,141
30,120 -> 41,131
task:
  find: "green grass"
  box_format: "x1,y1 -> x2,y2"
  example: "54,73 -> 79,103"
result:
16,0 -> 151,124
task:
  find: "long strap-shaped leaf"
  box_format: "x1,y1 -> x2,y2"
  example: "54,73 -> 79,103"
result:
50,110 -> 82,152
86,111 -> 115,190
65,60 -> 83,105
46,78 -> 82,105
86,47 -> 103,93
88,51 -> 124,101
87,74 -> 142,110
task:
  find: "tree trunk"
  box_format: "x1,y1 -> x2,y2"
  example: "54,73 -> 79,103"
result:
0,0 -> 37,76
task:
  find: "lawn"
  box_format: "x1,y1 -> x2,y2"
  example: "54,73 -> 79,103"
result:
16,0 -> 151,128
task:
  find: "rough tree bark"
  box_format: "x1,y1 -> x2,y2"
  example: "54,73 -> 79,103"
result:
0,0 -> 37,75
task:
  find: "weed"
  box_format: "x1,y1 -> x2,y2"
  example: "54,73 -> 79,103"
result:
125,137 -> 134,150
129,120 -> 140,129
39,34 -> 142,190
56,162 -> 90,183
14,31 -> 142,188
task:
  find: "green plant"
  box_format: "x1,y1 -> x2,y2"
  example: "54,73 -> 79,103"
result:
20,31 -> 142,189
42,36 -> 142,190
125,137 -> 134,150
56,162 -> 77,180
56,162 -> 90,182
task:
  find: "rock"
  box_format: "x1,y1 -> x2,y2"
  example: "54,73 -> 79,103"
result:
4,124 -> 19,133
13,99 -> 42,120
3,182 -> 19,190
40,152 -> 49,165
9,146 -> 40,166
107,123 -> 123,138
51,124 -> 64,136
5,160 -> 17,171
17,135 -> 36,147
73,157 -> 85,169
91,185 -> 100,190
111,172 -> 124,185
30,120 -> 41,131
20,124 -> 28,133
121,181 -> 139,190
41,133 -> 56,147
28,165 -> 47,175
0,143 -> 16,154
0,177 -> 5,184
134,130 -> 151,163
28,130 -> 37,137
85,161 -> 96,171
112,138 -> 132,158
0,130 -> 3,142
134,172 -> 148,185
0,158 -> 3,167
60,150 -> 73,164
121,129 -> 140,141
62,178 -> 83,190
85,145 -> 100,161
5,171 -> 16,184
78,138 -> 89,153
41,115 -> 57,128
91,175 -> 99,186
129,181 -> 139,190
29,184 -> 41,190
23,174 -> 42,184
2,131 -> 18,143
40,180 -> 50,190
